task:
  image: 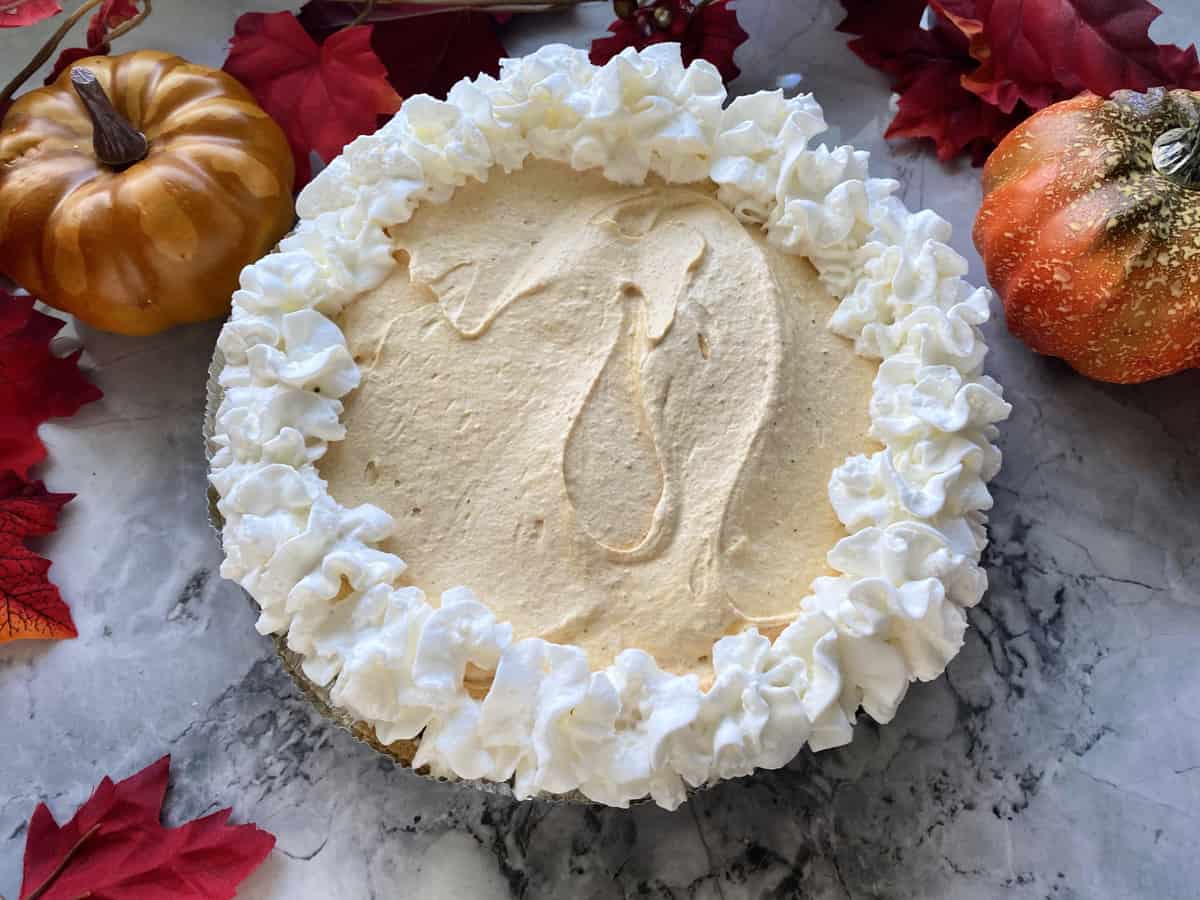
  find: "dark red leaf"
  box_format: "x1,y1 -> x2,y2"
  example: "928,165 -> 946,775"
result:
0,471 -> 71,540
841,0 -> 1200,164
0,472 -> 75,643
298,3 -> 507,102
838,0 -> 1021,164
886,58 -> 1027,165
941,0 -> 1200,114
20,756 -> 275,899
368,10 -> 505,100
0,0 -> 61,28
0,292 -> 102,478
839,0 -> 967,89
223,11 -> 402,189
590,0 -> 749,84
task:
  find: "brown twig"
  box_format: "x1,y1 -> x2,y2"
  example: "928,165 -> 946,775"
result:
0,0 -> 105,113
23,823 -> 102,900
350,0 -> 378,26
104,0 -> 153,43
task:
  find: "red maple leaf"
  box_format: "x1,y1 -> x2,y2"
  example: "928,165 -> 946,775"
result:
838,0 -> 956,87
298,3 -> 506,102
940,0 -> 1200,113
0,470 -> 71,540
839,0 -> 1023,164
223,11 -> 403,189
0,0 -> 61,28
0,292 -> 102,478
590,0 -> 749,84
0,471 -> 75,643
86,0 -> 138,47
20,756 -> 275,899
886,58 -> 1027,166
840,0 -> 1200,164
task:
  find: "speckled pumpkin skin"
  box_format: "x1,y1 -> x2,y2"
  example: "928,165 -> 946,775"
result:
975,88 -> 1200,383
0,51 -> 295,335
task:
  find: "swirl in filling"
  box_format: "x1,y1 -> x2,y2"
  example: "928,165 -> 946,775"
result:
319,160 -> 878,678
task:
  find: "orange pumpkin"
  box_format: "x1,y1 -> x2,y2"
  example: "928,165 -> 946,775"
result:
0,51 -> 294,336
974,88 -> 1200,383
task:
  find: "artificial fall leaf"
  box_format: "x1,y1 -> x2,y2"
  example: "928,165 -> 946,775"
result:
0,470 -> 71,542
840,0 -> 1200,164
0,472 -> 75,642
839,0 -> 1023,163
887,58 -> 1027,165
0,0 -> 61,28
0,539 -> 75,642
223,11 -> 402,189
590,0 -> 749,84
20,756 -> 275,900
0,292 -> 102,478
838,0 -> 959,86
940,0 -> 1200,115
85,0 -> 138,48
297,3 -> 506,102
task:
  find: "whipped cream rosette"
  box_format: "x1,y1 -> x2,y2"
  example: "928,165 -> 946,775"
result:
208,43 -> 1011,809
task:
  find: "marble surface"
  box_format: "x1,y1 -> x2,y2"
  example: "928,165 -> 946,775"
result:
3,1 -> 1200,897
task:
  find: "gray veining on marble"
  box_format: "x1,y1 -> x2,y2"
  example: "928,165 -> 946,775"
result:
2,1 -> 1199,898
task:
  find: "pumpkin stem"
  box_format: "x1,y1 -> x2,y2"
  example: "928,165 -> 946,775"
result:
70,68 -> 148,170
1152,97 -> 1200,189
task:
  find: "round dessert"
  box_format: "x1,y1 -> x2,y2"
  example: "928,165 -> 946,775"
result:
210,44 -> 1011,809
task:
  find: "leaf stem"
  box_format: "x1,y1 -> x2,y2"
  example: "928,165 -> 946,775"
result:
24,823 -> 102,900
105,0 -> 152,43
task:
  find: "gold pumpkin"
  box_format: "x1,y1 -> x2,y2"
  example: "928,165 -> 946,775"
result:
0,50 -> 294,335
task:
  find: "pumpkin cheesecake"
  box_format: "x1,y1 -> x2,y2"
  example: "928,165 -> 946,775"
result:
210,44 -> 1011,808
320,159 -> 879,680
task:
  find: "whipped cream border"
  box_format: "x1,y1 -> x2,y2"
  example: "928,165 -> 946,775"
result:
210,44 -> 1011,809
